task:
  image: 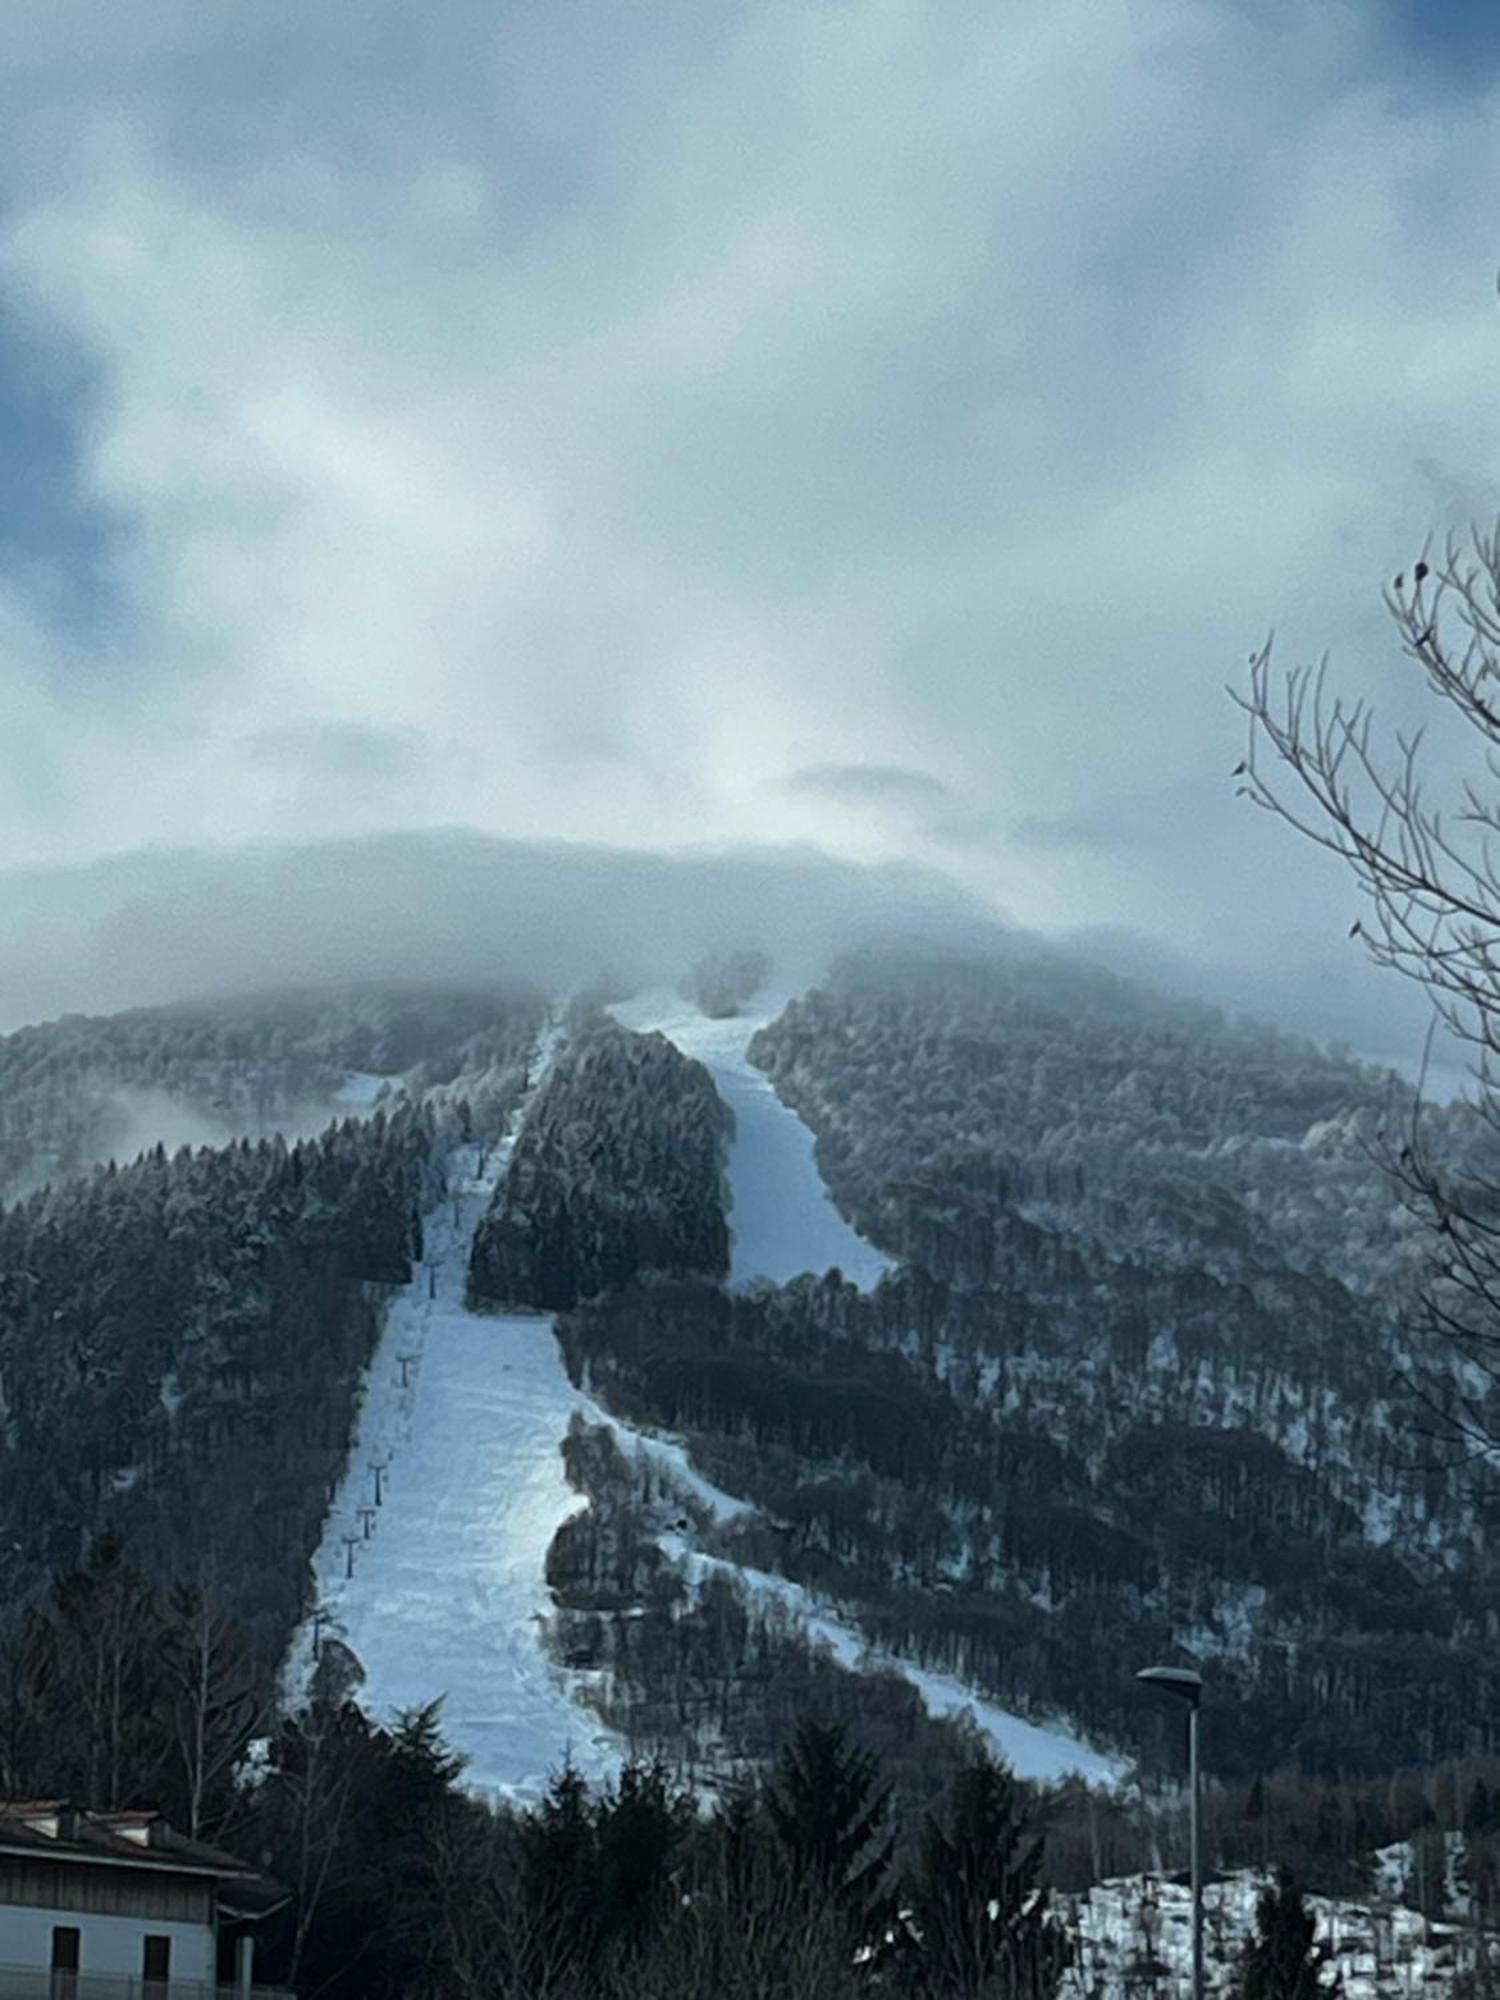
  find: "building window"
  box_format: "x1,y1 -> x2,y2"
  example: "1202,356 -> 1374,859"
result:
142,1934 -> 172,1988
50,1926 -> 79,2000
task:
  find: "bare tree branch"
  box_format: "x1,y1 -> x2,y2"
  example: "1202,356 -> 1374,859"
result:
1235,523 -> 1500,1469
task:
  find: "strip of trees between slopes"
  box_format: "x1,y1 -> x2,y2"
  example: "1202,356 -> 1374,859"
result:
467,1020 -> 732,1312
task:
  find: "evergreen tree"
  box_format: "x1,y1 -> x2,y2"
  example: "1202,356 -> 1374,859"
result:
593,1757 -> 693,1960
766,1720 -> 893,1929
371,1703 -> 471,2000
1238,1867 -> 1329,2000
246,1699 -> 474,2000
901,1755 -> 1070,1998
514,1760 -> 600,1986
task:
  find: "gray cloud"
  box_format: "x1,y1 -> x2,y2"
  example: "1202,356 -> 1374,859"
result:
0,3 -> 1495,1059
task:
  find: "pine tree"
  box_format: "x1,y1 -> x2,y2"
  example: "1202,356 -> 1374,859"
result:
766,1720 -> 893,1928
515,1760 -> 600,1983
1238,1867 -> 1328,2000
594,1757 -> 693,1959
902,1754 -> 1070,1998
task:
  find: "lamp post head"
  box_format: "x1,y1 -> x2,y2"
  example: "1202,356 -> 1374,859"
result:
1136,1665 -> 1203,1709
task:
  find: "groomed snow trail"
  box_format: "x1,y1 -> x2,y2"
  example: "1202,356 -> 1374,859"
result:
608,987 -> 894,1290
284,1032 -> 624,1803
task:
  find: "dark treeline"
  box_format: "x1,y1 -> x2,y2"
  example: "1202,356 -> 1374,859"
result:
11,1534 -> 1497,1997
0,1529 -> 1076,1999
245,1713 -> 1071,2000
0,1099 -> 458,1694
468,1019 -> 732,1311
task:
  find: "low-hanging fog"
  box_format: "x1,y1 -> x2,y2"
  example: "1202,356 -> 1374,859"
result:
0,832 -> 998,1032
0,831 -> 1445,1101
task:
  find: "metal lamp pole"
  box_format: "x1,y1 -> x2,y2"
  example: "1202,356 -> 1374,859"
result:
1137,1665 -> 1204,2000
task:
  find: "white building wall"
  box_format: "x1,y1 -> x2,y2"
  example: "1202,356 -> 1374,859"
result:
0,1903 -> 215,1983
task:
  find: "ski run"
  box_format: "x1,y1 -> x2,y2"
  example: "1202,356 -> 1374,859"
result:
286,991 -> 1113,1801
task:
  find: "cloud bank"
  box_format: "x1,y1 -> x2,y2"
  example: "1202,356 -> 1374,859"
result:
0,831 -> 996,1032
0,1 -> 1498,1051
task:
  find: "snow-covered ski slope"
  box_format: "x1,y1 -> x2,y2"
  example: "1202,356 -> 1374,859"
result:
608,987 -> 894,1290
287,994 -> 1118,1798
283,1023 -> 626,1802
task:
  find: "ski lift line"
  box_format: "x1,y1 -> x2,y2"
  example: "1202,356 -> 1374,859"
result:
286,1014 -> 563,1699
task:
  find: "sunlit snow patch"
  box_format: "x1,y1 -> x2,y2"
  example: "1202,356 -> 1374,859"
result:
608,986 -> 895,1290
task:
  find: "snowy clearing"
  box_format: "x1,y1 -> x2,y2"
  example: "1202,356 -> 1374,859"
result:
608,986 -> 895,1290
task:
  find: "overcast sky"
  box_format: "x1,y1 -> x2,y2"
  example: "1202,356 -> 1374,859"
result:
2,0 -> 1500,1056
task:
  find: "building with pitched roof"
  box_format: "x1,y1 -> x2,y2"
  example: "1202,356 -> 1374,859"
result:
0,1802 -> 289,1998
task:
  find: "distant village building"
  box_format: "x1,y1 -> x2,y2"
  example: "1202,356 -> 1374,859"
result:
0,1803 -> 287,1997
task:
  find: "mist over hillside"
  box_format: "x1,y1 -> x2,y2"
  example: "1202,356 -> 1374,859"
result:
0,828 -> 998,1033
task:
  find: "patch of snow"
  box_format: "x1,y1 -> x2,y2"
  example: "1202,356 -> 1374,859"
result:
608,986 -> 895,1291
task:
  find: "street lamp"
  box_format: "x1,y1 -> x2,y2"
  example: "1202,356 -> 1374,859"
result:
1137,1665 -> 1204,2000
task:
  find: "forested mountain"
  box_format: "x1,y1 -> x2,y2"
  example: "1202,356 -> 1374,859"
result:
0,983 -> 541,1712
749,947 -> 1464,1295
0,1108 -> 440,1697
5,945 -> 1497,1863
0,984 -> 543,1200
468,1019 -> 733,1311
545,948 -> 1500,1778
